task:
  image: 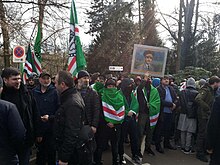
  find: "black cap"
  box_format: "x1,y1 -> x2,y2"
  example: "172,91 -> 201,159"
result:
77,70 -> 90,79
39,72 -> 51,78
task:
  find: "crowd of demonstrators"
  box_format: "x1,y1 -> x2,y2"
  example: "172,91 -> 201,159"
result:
1,67 -> 220,165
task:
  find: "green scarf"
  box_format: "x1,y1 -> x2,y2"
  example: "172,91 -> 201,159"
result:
142,85 -> 161,128
102,88 -> 125,124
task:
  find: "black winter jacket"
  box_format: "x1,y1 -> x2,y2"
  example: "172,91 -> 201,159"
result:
78,87 -> 100,128
207,95 -> 220,163
1,84 -> 40,146
54,87 -> 85,162
157,85 -> 178,120
179,87 -> 198,118
157,85 -> 178,109
0,100 -> 26,165
33,84 -> 59,135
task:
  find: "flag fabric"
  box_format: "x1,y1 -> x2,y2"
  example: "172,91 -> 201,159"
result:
33,23 -> 42,75
23,44 -> 34,84
142,85 -> 161,128
122,89 -> 139,116
67,0 -> 86,76
102,88 -> 125,124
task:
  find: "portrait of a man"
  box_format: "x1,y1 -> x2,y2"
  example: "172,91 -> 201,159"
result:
136,50 -> 156,71
131,44 -> 168,77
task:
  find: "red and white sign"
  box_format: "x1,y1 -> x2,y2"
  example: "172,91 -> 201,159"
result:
13,46 -> 25,63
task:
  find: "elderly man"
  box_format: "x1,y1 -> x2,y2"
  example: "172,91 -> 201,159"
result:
33,72 -> 59,165
75,70 -> 100,134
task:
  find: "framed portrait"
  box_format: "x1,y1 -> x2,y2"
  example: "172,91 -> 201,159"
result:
131,44 -> 168,77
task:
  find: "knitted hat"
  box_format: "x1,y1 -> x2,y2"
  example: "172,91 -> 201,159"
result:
77,70 -> 90,79
105,78 -> 116,87
186,77 -> 196,88
198,79 -> 206,87
0,76 -> 3,88
152,78 -> 160,88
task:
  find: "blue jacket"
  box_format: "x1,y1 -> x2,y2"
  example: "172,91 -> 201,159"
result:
33,84 -> 59,135
0,99 -> 26,165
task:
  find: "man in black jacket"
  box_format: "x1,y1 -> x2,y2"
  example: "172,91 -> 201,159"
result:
1,67 -> 41,165
33,72 -> 59,165
54,71 -> 85,165
154,75 -> 178,153
76,70 -> 100,134
207,95 -> 220,165
0,76 -> 26,165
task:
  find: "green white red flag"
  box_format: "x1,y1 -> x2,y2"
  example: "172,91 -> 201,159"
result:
33,23 -> 42,75
67,0 -> 86,76
102,88 -> 125,124
23,44 -> 34,84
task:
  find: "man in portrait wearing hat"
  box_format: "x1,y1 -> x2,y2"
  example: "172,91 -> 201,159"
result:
137,50 -> 156,72
32,71 -> 59,165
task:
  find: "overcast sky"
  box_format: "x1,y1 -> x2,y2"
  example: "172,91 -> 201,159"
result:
74,0 -> 220,47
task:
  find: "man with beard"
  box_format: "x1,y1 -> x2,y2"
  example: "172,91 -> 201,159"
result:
76,70 -> 100,135
33,72 -> 59,165
195,76 -> 220,162
1,67 -> 41,165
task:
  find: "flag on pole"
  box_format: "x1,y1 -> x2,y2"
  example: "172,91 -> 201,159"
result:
33,23 -> 42,75
67,0 -> 86,76
23,44 -> 34,84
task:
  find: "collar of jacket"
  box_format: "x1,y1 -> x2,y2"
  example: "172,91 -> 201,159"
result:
34,84 -> 55,93
60,87 -> 77,103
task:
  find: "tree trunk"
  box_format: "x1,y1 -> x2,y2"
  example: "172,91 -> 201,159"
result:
0,0 -> 10,67
176,0 -> 183,72
181,0 -> 195,69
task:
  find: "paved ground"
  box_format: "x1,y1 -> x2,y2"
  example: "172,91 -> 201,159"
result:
101,144 -> 209,165
30,144 -> 209,165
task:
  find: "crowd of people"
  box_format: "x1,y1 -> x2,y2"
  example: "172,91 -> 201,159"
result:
0,67 -> 220,165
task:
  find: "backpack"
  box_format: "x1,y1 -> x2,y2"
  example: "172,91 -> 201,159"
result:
184,89 -> 198,118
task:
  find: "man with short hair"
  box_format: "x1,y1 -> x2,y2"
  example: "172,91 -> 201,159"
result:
0,76 -> 26,165
1,67 -> 41,165
155,75 -> 178,153
54,71 -> 85,165
195,76 -> 220,162
137,50 -> 156,72
33,72 -> 59,165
